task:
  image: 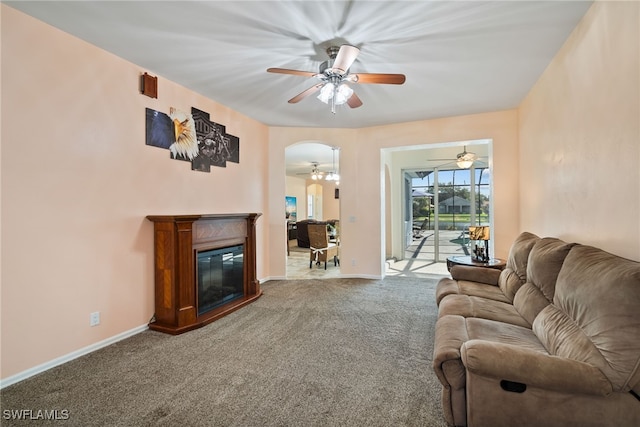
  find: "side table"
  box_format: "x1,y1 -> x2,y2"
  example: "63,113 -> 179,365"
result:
446,255 -> 506,272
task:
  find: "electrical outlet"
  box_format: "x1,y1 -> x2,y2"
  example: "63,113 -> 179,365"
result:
90,312 -> 100,327
351,259 -> 356,266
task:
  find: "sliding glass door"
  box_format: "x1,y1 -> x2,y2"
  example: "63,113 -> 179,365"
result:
406,165 -> 491,262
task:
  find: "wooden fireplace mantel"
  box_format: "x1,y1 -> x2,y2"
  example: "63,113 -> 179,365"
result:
146,213 -> 262,334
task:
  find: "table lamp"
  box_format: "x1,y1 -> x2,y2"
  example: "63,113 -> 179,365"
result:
469,226 -> 490,262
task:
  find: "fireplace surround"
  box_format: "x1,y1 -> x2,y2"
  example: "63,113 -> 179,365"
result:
146,213 -> 261,334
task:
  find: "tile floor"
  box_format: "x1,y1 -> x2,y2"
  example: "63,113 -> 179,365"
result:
286,240 -> 450,280
287,249 -> 342,279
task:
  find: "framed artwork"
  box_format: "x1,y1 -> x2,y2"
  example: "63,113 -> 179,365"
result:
192,107 -> 240,170
285,196 -> 297,221
145,108 -> 173,149
227,135 -> 240,163
145,107 -> 198,161
144,106 -> 240,173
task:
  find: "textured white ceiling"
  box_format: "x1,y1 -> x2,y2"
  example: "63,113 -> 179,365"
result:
6,1 -> 591,176
7,0 -> 591,130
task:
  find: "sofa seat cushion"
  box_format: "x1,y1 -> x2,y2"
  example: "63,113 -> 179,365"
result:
438,294 -> 531,328
436,277 -> 509,306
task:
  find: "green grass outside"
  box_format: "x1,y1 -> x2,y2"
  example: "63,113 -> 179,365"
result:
414,214 -> 489,223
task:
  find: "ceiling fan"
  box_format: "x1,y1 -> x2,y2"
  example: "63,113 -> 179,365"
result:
267,44 -> 406,113
309,162 -> 323,180
296,161 -> 340,182
296,162 -> 324,179
429,146 -> 486,169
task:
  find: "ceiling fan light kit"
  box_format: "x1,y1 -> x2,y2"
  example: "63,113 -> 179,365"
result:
267,44 -> 405,114
456,147 -> 478,169
317,81 -> 354,113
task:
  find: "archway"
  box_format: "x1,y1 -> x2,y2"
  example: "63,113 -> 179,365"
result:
285,142 -> 341,278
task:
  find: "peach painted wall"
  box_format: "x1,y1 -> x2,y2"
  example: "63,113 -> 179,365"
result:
1,6 -> 269,380
321,179 -> 340,220
518,1 -> 640,261
268,110 -> 520,278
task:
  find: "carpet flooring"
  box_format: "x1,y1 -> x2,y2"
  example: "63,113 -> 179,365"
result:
0,277 -> 447,427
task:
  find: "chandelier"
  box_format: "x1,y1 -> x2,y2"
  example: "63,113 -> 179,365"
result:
324,147 -> 340,184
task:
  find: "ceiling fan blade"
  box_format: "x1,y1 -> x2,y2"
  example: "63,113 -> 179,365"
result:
332,45 -> 360,74
428,156 -> 487,162
267,68 -> 317,78
347,92 -> 363,109
352,73 -> 406,84
288,83 -> 324,104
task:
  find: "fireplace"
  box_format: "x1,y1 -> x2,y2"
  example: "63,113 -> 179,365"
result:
197,244 -> 244,316
146,213 -> 261,334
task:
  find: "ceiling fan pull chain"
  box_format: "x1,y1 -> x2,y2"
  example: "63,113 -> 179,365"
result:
331,88 -> 337,114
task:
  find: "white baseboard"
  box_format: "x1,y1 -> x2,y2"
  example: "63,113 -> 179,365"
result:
260,276 -> 287,283
0,324 -> 149,389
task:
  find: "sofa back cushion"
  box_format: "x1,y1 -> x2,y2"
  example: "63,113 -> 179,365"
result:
533,245 -> 640,391
497,232 -> 540,302
513,238 -> 575,325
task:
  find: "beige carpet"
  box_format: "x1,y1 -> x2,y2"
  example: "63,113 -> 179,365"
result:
0,277 -> 447,427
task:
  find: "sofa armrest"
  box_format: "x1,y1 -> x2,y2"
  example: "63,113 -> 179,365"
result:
450,265 -> 501,286
460,339 -> 612,396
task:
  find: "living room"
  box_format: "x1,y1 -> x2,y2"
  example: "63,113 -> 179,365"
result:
1,1 -> 638,423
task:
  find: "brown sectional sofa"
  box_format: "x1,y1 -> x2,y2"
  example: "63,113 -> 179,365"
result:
433,232 -> 640,427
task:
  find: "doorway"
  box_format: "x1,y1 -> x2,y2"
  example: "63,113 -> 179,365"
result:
383,140 -> 491,272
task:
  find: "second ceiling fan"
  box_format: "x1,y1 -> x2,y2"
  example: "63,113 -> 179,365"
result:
429,146 -> 487,169
267,44 -> 406,113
